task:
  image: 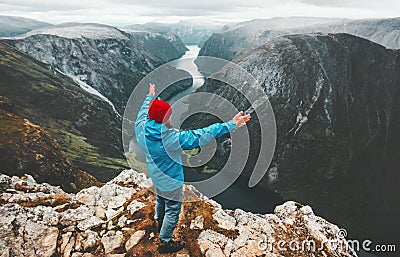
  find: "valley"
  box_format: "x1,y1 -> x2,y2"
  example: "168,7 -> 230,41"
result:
0,15 -> 399,256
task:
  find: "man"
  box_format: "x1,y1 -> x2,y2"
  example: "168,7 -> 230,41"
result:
134,83 -> 251,253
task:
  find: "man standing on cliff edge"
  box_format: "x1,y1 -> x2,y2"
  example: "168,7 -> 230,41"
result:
135,83 -> 251,254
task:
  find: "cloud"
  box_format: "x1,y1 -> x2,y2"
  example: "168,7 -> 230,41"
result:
298,0 -> 400,9
0,0 -> 398,26
0,0 -> 95,12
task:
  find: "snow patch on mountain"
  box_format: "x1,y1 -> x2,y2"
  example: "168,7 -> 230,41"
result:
53,68 -> 121,117
71,75 -> 122,118
14,23 -> 129,40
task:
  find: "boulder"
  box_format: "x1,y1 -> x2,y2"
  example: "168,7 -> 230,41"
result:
125,230 -> 146,251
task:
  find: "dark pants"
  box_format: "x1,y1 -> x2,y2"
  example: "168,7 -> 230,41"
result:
154,187 -> 183,243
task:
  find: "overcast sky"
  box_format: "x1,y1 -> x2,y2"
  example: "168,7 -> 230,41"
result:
1,0 -> 399,26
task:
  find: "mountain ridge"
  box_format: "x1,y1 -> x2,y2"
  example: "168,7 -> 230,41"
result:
200,17 -> 400,60
186,32 -> 400,245
0,15 -> 51,37
3,22 -> 189,114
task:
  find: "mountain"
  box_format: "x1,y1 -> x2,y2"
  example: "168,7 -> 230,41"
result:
200,17 -> 400,60
187,33 -> 400,245
0,97 -> 99,192
0,42 -> 127,182
0,169 -> 357,257
0,15 -> 51,37
4,22 -> 189,114
125,19 -> 228,46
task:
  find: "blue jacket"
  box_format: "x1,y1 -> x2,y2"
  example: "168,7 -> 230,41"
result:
135,94 -> 237,192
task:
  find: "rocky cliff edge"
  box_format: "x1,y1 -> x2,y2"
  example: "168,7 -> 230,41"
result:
0,169 -> 357,257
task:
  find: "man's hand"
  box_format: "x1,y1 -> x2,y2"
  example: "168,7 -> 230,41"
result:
149,83 -> 155,96
232,111 -> 251,127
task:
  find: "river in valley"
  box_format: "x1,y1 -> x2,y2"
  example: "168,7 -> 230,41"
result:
169,45 -> 283,214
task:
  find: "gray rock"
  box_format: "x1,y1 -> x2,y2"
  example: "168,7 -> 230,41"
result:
274,201 -> 298,225
213,209 -> 236,230
82,230 -> 99,251
42,207 -> 59,226
97,184 -> 135,209
36,226 -> 59,257
107,195 -> 127,209
118,215 -> 128,227
63,235 -> 75,257
107,220 -> 116,230
75,232 -> 85,251
76,188 -> 97,206
105,207 -> 124,221
77,216 -> 105,231
95,206 -> 106,219
60,232 -> 73,253
198,230 -> 228,255
111,170 -> 153,188
190,215 -> 204,230
82,253 -> 96,257
62,226 -> 76,232
125,230 -> 146,251
205,247 -> 224,257
126,200 -> 146,215
101,231 -> 124,254
60,206 -> 95,226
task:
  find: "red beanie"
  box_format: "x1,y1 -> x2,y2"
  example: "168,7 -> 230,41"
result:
148,100 -> 172,123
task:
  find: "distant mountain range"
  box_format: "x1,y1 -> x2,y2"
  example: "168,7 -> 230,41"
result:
200,17 -> 400,60
0,15 -> 51,37
125,19 -> 228,46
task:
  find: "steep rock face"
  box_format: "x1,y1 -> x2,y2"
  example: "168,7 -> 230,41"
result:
0,102 -> 98,192
0,169 -> 357,257
0,15 -> 51,37
0,42 -> 127,182
200,17 -> 400,60
4,23 -> 188,114
126,30 -> 188,61
188,33 -> 400,244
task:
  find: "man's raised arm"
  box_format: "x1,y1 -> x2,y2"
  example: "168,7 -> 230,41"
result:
134,83 -> 155,135
166,111 -> 251,151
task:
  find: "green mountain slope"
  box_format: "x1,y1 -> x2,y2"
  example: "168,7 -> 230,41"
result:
0,42 -> 128,182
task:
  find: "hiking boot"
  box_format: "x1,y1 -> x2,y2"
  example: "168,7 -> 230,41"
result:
157,240 -> 185,254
